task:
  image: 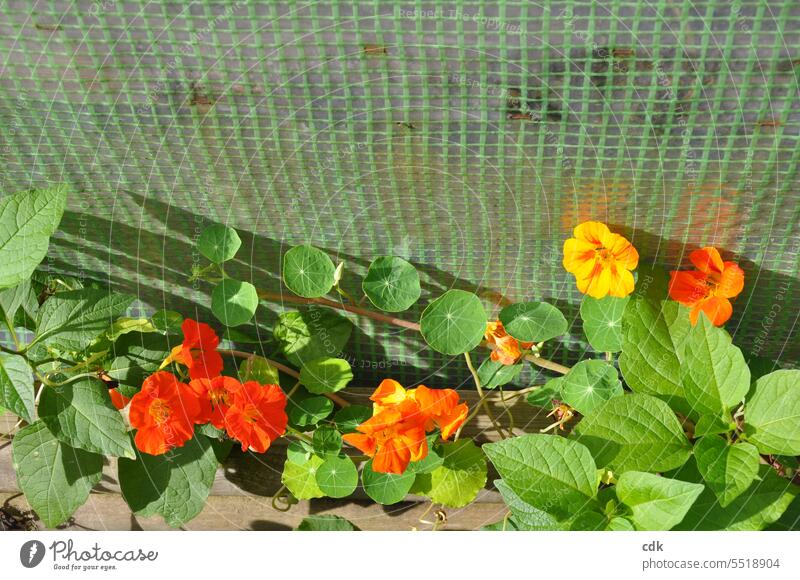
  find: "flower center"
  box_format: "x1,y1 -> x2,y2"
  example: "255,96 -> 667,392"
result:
208,388 -> 229,408
596,247 -> 614,264
242,404 -> 260,424
149,399 -> 172,424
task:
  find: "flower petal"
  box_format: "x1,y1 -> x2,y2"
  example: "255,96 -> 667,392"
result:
563,238 -> 598,274
608,267 -> 635,298
718,262 -> 745,298
342,432 -> 377,456
573,221 -> 611,245
668,270 -> 708,306
689,247 -> 724,276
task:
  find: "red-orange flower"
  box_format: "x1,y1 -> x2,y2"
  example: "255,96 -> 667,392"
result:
189,375 -> 240,429
412,385 -> 469,440
563,221 -> 639,298
128,371 -> 202,455
343,399 -> 428,475
484,320 -> 532,365
109,388 -> 130,410
161,319 -> 223,380
668,247 -> 744,326
224,381 -> 288,453
343,379 -> 469,474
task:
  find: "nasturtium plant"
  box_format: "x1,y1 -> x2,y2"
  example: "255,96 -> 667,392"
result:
579,295 -> 628,352
412,440 -> 487,507
283,244 -> 336,298
362,256 -> 421,312
273,308 -> 353,367
498,301 -> 568,343
197,223 -> 242,264
211,278 -> 259,326
296,514 -> 359,531
1,203 -> 797,532
361,460 -> 416,505
420,289 -> 487,355
315,455 -> 358,498
558,359 -> 623,415
299,357 -> 353,394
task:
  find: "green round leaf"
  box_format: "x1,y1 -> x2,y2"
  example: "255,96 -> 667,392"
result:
282,454 -> 325,500
361,460 -> 416,505
580,295 -> 629,352
420,290 -> 487,355
422,440 -> 487,507
315,456 -> 358,498
334,405 -> 372,433
287,394 -> 334,428
287,440 -> 313,464
211,279 -> 259,327
283,245 -> 336,298
559,360 -> 624,415
498,301 -> 568,343
197,224 -> 242,263
300,357 -> 353,394
312,425 -> 343,457
362,256 -> 421,312
273,308 -> 353,367
296,514 -> 359,531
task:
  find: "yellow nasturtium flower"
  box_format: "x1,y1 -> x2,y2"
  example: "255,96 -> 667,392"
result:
563,221 -> 639,298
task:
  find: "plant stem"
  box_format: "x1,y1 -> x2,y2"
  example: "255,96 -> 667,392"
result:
0,343 -> 21,356
257,291 -> 422,331
463,351 -> 506,440
257,289 -> 572,375
218,349 -> 349,408
285,426 -> 313,444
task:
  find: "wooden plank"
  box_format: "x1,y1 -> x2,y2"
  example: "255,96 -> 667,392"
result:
0,492 -> 510,531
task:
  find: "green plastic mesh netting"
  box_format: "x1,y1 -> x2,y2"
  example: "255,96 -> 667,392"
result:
0,1 -> 798,385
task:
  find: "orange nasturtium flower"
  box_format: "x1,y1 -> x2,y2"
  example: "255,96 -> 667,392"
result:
189,375 -> 240,429
128,371 -> 202,455
343,379 -> 468,474
161,319 -> 224,380
223,381 -> 288,453
563,221 -> 639,298
484,320 -> 533,365
668,247 -> 744,326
